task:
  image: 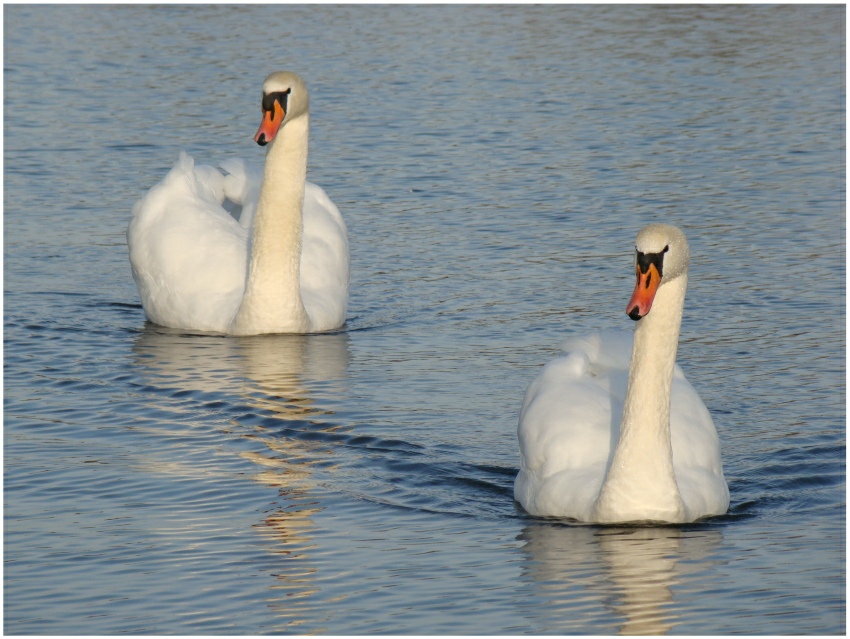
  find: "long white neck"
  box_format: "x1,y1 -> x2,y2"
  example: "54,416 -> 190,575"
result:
592,274 -> 688,523
230,114 -> 311,335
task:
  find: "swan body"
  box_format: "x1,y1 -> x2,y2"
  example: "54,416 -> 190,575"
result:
515,224 -> 729,524
128,71 -> 349,335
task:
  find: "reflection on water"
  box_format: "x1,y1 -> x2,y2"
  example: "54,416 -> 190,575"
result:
132,326 -> 350,630
519,524 -> 722,635
132,326 -> 349,398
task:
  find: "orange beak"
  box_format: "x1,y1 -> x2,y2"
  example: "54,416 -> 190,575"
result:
626,263 -> 661,320
254,100 -> 286,146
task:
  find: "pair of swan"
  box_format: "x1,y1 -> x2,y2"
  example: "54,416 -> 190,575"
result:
127,72 -> 729,525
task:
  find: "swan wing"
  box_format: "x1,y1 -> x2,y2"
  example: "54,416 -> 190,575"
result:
670,366 -> 730,518
127,153 -> 248,333
515,330 -> 630,518
300,182 -> 350,331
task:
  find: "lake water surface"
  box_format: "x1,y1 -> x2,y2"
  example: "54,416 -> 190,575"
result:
4,5 -> 845,634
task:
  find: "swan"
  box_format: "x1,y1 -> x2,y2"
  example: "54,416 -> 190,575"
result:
515,224 -> 729,524
127,71 -> 349,335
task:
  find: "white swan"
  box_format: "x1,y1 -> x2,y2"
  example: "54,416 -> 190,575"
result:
127,71 -> 349,335
515,224 -> 729,524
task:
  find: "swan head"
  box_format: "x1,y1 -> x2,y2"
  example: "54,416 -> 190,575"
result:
626,224 -> 690,321
254,71 -> 310,146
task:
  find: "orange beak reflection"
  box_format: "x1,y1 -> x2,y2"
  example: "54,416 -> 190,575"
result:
254,100 -> 286,146
626,263 -> 661,320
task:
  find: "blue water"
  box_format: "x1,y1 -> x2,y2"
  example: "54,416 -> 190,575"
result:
4,4 -> 845,634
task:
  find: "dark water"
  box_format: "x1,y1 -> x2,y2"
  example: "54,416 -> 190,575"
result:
4,4 -> 845,634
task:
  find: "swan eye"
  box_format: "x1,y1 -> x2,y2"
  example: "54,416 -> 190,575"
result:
636,249 -> 666,278
261,88 -> 292,118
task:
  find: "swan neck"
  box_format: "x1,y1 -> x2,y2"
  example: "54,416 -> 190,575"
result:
231,114 -> 311,334
593,274 -> 688,522
625,274 -> 687,433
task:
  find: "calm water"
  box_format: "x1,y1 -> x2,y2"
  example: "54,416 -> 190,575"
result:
4,5 -> 845,634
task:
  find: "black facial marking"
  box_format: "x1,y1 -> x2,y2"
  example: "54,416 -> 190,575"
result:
635,244 -> 669,278
261,88 -> 291,119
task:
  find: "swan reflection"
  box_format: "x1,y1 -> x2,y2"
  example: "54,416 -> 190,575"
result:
132,325 -> 349,398
131,325 -> 350,631
519,523 -> 722,635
